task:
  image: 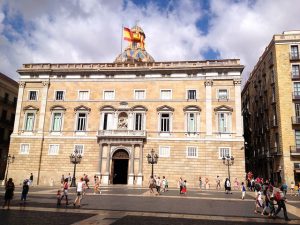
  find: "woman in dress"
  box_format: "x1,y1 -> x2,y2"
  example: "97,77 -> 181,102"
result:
2,178 -> 15,210
199,176 -> 202,191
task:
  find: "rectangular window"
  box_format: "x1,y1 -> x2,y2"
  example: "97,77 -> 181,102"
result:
187,90 -> 196,100
161,90 -> 172,100
160,113 -> 170,132
134,90 -> 145,100
52,112 -> 62,131
55,91 -> 65,100
104,91 -> 115,100
291,45 -> 299,59
294,82 -> 300,97
219,147 -> 230,159
48,144 -> 59,155
28,91 -> 37,101
187,113 -> 196,132
296,104 -> 300,117
25,113 -> 35,131
103,113 -> 114,130
187,146 -> 198,158
218,113 -> 229,133
292,65 -> 300,77
295,131 -> 300,147
74,144 -> 84,155
20,144 -> 29,154
134,113 -> 143,130
218,89 -> 228,100
76,113 -> 87,131
159,146 -> 170,157
78,91 -> 89,100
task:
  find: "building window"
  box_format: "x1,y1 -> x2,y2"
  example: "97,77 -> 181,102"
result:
160,113 -> 170,132
219,147 -> 230,159
74,144 -> 84,155
28,91 -> 37,101
292,65 -> 300,78
76,113 -> 87,131
51,112 -> 63,131
20,144 -> 29,154
218,112 -> 230,133
48,144 -> 59,155
24,112 -> 35,131
103,113 -> 114,130
294,82 -> 300,97
295,131 -> 300,148
187,90 -> 196,100
78,91 -> 89,100
134,113 -> 143,130
55,91 -> 65,101
161,90 -> 172,100
218,89 -> 228,100
291,45 -> 299,59
187,146 -> 198,158
103,91 -> 115,100
134,90 -> 145,100
187,112 -> 196,132
159,146 -> 170,157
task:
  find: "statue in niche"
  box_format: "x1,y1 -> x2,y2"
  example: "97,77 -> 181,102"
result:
118,116 -> 128,129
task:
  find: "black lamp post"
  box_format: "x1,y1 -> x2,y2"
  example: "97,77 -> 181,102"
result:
146,149 -> 159,177
222,155 -> 234,182
4,154 -> 15,184
69,150 -> 82,187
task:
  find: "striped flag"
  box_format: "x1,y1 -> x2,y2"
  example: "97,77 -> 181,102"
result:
123,27 -> 133,41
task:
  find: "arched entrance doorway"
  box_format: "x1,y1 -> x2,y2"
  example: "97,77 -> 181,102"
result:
112,149 -> 129,184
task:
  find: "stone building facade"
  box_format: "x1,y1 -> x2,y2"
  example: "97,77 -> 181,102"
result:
0,73 -> 18,179
8,26 -> 245,187
242,31 -> 300,185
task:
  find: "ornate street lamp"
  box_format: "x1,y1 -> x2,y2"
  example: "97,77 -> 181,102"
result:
4,154 -> 15,184
222,155 -> 234,182
146,149 -> 159,177
69,150 -> 82,187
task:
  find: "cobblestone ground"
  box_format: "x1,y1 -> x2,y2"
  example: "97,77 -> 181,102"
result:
0,186 -> 299,225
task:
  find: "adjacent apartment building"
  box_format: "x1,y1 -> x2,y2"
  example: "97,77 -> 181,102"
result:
242,31 -> 300,185
8,26 -> 245,187
0,73 -> 18,180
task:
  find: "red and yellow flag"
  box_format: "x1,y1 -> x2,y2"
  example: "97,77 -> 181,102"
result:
123,27 -> 133,41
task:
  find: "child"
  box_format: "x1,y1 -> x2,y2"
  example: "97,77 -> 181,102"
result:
254,189 -> 263,213
56,190 -> 62,207
21,179 -> 29,205
181,180 -> 187,195
241,182 -> 246,200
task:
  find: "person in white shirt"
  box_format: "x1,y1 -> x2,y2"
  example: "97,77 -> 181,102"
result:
73,177 -> 84,207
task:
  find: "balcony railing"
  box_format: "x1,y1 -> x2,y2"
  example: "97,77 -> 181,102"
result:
293,92 -> 300,100
292,116 -> 300,125
97,130 -> 147,138
270,147 -> 282,156
290,146 -> 300,156
291,72 -> 300,79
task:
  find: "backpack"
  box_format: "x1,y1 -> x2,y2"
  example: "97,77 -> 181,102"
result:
274,191 -> 282,201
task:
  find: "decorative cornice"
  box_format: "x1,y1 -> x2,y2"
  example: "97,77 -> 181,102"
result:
204,80 -> 213,86
183,105 -> 201,112
50,105 -> 66,111
74,105 -> 91,112
23,105 -> 39,111
99,105 -> 116,111
233,79 -> 242,85
19,81 -> 26,87
156,105 -> 175,112
42,80 -> 50,86
214,105 -> 233,112
130,105 -> 148,111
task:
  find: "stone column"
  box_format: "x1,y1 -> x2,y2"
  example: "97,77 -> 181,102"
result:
205,80 -> 213,136
98,144 -> 103,177
102,144 -> 111,184
128,144 -> 135,185
136,144 -> 143,186
37,80 -> 50,134
13,82 -> 25,134
234,79 -> 243,136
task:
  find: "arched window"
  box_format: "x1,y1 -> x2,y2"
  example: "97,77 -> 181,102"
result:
214,105 -> 233,133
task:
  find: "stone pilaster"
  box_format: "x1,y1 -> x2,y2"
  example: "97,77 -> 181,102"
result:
128,144 -> 135,185
102,144 -> 111,184
205,80 -> 213,135
234,79 -> 243,136
13,81 -> 25,134
136,144 -> 143,186
37,80 -> 50,134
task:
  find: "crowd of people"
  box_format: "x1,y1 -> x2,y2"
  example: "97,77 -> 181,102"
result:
148,175 -> 169,195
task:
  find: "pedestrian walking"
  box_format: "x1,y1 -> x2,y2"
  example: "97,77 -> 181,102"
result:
84,174 -> 90,189
178,177 -> 183,194
60,174 -> 65,185
181,180 -> 187,195
241,182 -> 246,200
155,176 -> 161,194
225,178 -> 232,194
21,179 -> 29,205
2,178 -> 15,210
280,181 -> 288,197
162,176 -> 168,192
148,176 -> 155,194
94,178 -> 101,194
29,173 -> 33,186
290,181 -> 295,195
73,177 -> 84,207
67,173 -> 72,184
233,178 -> 239,191
61,178 -> 69,206
273,187 -> 290,221
216,176 -> 221,190
199,176 -> 202,191
254,188 -> 263,214
56,190 -> 62,207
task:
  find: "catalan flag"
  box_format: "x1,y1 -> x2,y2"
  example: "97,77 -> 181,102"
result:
123,27 -> 133,41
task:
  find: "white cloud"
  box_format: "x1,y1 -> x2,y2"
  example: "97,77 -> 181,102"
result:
0,0 -> 300,83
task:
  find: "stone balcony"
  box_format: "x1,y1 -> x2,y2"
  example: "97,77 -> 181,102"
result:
97,130 -> 147,139
290,146 -> 300,156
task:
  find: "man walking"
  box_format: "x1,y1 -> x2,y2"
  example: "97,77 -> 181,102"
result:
216,176 -> 221,190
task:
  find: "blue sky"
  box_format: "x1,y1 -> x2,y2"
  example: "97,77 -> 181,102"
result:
0,0 -> 299,82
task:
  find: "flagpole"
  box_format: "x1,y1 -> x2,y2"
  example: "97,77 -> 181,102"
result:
121,24 -> 123,62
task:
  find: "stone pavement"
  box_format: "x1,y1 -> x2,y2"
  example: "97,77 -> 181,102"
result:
0,186 -> 299,225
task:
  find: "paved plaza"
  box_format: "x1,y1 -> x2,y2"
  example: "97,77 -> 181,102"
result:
0,186 -> 300,225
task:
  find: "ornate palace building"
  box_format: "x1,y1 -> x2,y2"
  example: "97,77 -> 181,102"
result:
242,31 -> 300,185
8,26 -> 245,187
0,73 -> 18,180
